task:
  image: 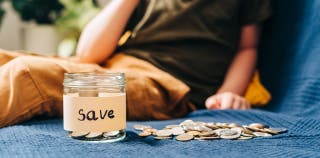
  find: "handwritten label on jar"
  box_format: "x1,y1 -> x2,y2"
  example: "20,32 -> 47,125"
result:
63,93 -> 126,132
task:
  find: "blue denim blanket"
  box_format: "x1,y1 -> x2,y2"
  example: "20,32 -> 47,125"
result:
1,0 -> 320,157
0,110 -> 319,158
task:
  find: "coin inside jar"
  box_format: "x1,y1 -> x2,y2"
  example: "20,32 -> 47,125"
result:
103,131 -> 120,137
85,132 -> 103,138
70,131 -> 89,138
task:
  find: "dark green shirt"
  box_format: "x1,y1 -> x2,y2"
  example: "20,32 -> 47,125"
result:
119,0 -> 271,108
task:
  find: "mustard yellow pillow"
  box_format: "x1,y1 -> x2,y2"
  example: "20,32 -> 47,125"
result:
245,71 -> 271,106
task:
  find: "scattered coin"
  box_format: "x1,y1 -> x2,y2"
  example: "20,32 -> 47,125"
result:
186,131 -> 201,136
171,127 -> 185,136
166,125 -> 181,129
217,129 -> 241,139
176,134 -> 194,142
230,127 -> 243,133
268,128 -> 288,134
205,123 -> 219,130
228,123 -> 242,128
195,136 -> 220,140
249,123 -> 267,129
199,130 -> 217,137
103,131 -> 120,137
139,131 -> 152,137
70,131 -> 89,138
85,132 -> 103,138
156,130 -> 173,137
241,133 -> 254,137
253,132 -> 272,137
134,120 -> 287,142
218,129 -> 238,136
133,124 -> 152,131
144,128 -> 158,135
154,136 -> 172,140
238,136 -> 253,140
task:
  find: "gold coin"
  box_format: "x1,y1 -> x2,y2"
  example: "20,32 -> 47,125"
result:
186,131 -> 201,136
199,130 -> 217,137
139,131 -> 152,137
176,134 -> 194,142
70,131 -> 89,138
228,123 -> 242,128
249,123 -> 267,129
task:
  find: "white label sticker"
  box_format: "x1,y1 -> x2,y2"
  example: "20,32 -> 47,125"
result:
63,94 -> 126,132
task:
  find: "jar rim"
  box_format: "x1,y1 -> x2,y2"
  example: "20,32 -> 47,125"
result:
63,72 -> 126,87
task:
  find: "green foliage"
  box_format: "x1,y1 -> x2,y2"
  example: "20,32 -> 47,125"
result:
55,0 -> 100,38
0,0 -> 5,25
11,0 -> 64,24
55,0 -> 100,57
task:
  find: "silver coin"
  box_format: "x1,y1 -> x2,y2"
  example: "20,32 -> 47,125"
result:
195,136 -> 220,140
176,134 -> 194,142
183,125 -> 211,132
268,128 -> 288,134
230,127 -> 243,133
165,125 -> 180,129
156,129 -> 173,137
171,127 -> 185,136
216,123 -> 229,128
85,132 -> 103,138
219,129 -> 238,136
205,123 -> 219,130
154,136 -> 172,140
237,136 -> 253,140
103,131 -> 120,137
241,133 -> 254,137
253,132 -> 272,137
133,124 -> 152,131
249,123 -> 267,129
219,129 -> 241,139
179,120 -> 194,126
70,131 -> 89,138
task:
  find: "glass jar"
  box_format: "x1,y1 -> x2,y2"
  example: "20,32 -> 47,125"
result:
63,72 -> 126,143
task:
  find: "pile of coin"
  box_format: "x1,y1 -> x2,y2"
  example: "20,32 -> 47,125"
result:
133,120 -> 287,142
69,130 -> 125,140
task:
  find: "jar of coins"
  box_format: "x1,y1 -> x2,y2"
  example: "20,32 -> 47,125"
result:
63,72 -> 126,142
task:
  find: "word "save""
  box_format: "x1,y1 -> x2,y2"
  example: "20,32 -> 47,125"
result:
78,109 -> 115,121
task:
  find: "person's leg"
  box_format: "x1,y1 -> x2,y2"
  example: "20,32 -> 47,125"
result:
0,55 -> 104,127
0,49 -> 25,66
0,51 -> 194,127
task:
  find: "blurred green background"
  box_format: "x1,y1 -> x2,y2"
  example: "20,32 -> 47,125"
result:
0,0 -> 109,56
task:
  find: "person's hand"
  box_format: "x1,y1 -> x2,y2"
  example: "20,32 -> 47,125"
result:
205,92 -> 251,110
